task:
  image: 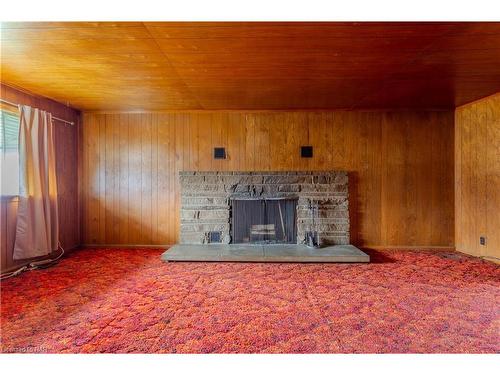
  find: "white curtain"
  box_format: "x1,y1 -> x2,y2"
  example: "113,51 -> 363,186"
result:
13,105 -> 59,260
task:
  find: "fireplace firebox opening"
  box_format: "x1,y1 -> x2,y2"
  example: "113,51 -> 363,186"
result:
231,198 -> 298,244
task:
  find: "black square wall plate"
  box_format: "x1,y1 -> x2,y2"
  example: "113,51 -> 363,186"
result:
301,146 -> 313,158
214,147 -> 226,159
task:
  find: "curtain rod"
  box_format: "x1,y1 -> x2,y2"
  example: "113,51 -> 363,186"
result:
0,98 -> 75,126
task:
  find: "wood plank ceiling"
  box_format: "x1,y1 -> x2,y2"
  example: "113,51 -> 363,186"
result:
1,22 -> 500,111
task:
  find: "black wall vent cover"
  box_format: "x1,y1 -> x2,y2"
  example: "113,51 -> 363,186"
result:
214,147 -> 226,159
301,146 -> 313,158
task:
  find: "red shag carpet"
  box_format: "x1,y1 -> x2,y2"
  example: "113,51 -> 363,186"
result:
1,248 -> 499,353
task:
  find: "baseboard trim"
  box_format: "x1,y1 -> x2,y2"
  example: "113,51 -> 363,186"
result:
81,244 -> 455,251
81,244 -> 172,249
362,246 -> 456,251
455,249 -> 500,264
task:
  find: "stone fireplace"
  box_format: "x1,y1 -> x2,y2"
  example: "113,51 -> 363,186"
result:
179,171 -> 350,246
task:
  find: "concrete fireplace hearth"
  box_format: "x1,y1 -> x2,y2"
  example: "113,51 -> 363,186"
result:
162,171 -> 369,263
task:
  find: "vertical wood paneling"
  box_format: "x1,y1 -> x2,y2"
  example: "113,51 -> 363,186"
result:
359,112 -> 382,246
104,114 -> 114,243
157,114 -> 170,244
98,114 -> 106,244
456,93 -> 500,261
118,114 -> 130,244
173,115 -> 182,243
88,114 -> 99,244
151,114 -> 159,244
243,115 -> 254,171
129,114 -> 142,244
81,110 -> 455,247
454,108 -> 463,250
141,113 -> 152,244
112,114 -> 121,242
1,84 -> 80,272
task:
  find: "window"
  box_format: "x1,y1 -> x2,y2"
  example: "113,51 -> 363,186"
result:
0,109 -> 20,196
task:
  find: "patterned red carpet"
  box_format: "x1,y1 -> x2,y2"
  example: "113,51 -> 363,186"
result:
1,248 -> 499,353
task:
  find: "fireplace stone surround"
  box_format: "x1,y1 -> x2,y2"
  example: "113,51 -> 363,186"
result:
179,171 -> 350,246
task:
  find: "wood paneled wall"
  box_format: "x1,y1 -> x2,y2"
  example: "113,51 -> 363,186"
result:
455,93 -> 500,261
0,84 -> 80,272
81,110 -> 454,247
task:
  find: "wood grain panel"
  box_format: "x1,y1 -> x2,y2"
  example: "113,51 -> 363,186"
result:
455,93 -> 500,262
81,110 -> 454,247
1,22 -> 500,111
0,84 -> 80,272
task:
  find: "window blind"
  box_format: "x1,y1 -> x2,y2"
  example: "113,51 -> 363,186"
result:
0,109 -> 20,152
0,109 -> 20,195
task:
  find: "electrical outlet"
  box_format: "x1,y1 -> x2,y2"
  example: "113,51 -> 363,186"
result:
480,236 -> 486,246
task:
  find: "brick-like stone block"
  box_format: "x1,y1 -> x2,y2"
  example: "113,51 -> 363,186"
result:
182,184 -> 223,193
204,176 -> 219,184
179,175 -> 206,185
220,175 -> 264,185
262,185 -> 280,194
278,184 -> 301,192
198,209 -> 229,221
181,197 -> 228,207
181,223 -> 230,233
